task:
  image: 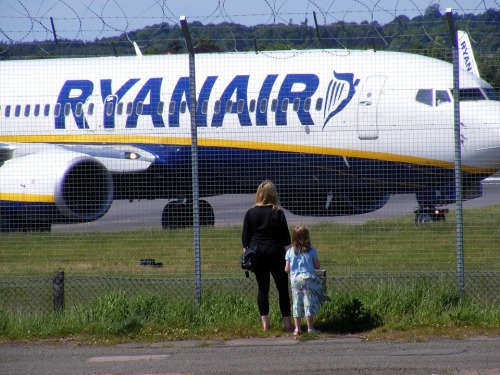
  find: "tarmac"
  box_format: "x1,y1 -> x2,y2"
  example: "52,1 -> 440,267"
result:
1,335 -> 500,374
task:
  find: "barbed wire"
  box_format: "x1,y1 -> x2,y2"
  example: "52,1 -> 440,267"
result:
0,0 -> 498,56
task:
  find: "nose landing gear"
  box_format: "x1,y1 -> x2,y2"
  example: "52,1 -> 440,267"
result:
413,206 -> 448,224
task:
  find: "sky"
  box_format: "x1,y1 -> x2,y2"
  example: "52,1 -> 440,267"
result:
0,0 -> 498,43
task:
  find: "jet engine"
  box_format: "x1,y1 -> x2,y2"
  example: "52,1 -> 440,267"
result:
0,149 -> 113,231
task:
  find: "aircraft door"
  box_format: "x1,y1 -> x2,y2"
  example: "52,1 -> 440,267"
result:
356,75 -> 387,140
103,95 -> 118,131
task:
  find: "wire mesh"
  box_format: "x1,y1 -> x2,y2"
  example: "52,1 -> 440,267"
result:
0,0 -> 499,315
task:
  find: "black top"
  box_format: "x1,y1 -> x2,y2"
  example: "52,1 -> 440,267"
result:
241,205 -> 291,255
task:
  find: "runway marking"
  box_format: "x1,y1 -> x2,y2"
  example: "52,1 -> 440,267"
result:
87,354 -> 170,362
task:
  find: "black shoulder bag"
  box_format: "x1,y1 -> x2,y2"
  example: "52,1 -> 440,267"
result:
241,244 -> 258,273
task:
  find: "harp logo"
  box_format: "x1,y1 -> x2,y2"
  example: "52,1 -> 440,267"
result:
323,72 -> 360,129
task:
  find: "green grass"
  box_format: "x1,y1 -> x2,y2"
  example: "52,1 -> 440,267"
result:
0,205 -> 499,342
0,205 -> 499,278
0,281 -> 499,343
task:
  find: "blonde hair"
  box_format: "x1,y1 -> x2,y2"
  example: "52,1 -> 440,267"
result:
292,225 -> 312,254
254,180 -> 279,209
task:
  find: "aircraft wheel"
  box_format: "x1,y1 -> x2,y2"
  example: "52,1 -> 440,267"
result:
162,200 -> 215,229
199,199 -> 215,226
436,213 -> 446,222
162,200 -> 191,229
415,212 -> 432,224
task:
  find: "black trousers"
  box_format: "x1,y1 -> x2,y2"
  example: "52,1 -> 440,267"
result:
253,252 -> 290,317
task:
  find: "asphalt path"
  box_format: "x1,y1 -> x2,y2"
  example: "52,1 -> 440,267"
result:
52,180 -> 500,232
1,336 -> 500,375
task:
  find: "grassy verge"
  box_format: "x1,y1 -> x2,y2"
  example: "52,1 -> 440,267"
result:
1,280 -> 499,343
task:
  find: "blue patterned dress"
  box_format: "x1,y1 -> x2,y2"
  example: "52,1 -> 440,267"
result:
285,247 -> 323,317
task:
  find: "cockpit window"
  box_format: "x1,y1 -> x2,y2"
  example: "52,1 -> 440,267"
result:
416,89 -> 433,106
435,90 -> 451,106
484,88 -> 500,101
454,88 -> 485,101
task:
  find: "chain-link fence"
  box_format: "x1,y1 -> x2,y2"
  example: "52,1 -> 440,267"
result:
1,271 -> 499,315
0,0 -> 499,316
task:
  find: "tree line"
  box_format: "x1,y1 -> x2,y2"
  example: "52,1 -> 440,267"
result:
1,5 -> 498,89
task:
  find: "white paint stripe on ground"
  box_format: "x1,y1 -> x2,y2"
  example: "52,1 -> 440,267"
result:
87,354 -> 170,362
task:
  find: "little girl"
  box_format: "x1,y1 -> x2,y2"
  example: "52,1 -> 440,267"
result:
285,225 -> 324,335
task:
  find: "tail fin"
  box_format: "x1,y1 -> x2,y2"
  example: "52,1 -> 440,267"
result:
457,31 -> 480,77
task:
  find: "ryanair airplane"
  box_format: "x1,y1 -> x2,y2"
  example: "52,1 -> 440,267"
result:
0,32 -> 499,231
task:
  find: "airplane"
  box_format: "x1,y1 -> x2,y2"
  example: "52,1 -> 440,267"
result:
0,33 -> 499,231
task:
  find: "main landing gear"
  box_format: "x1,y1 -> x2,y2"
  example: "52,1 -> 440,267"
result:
161,199 -> 215,229
413,206 -> 448,224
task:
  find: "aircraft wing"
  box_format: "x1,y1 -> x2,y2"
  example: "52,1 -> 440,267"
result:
58,144 -> 156,173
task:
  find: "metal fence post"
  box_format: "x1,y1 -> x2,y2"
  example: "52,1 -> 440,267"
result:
53,271 -> 64,312
180,16 -> 202,306
445,9 -> 465,297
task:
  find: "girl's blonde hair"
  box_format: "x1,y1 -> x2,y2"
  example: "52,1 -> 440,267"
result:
292,225 -> 312,254
254,180 -> 279,210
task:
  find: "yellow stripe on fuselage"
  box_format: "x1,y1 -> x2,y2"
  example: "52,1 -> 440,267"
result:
0,192 -> 55,203
0,134 -> 495,175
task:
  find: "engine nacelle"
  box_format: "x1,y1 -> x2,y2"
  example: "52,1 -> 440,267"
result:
0,149 -> 113,225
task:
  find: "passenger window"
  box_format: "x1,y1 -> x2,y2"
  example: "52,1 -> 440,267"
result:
259,99 -> 267,113
157,101 -> 164,115
136,101 -> 143,115
106,102 -> 114,116
214,100 -> 221,114
34,104 -> 40,117
54,103 -> 61,117
271,99 -> 278,112
169,101 -> 176,115
249,99 -> 256,113
315,98 -> 323,111
304,98 -> 311,112
75,102 -> 83,117
201,100 -> 208,114
24,105 -> 31,117
293,98 -> 300,112
214,100 -> 220,114
87,103 -> 94,116
116,102 -> 123,115
281,98 -> 289,112
44,104 -> 50,116
64,103 -> 71,116
126,102 -> 133,115
416,89 -> 433,106
436,90 -> 451,106
15,105 -> 21,117
225,100 -> 232,113
180,101 -> 187,113
5,105 -> 11,117
237,99 -> 244,113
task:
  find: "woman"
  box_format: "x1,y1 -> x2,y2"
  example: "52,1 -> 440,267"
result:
241,180 -> 293,332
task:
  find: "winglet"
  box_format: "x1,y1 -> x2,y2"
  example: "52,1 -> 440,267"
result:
133,41 -> 143,58
457,31 -> 479,77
